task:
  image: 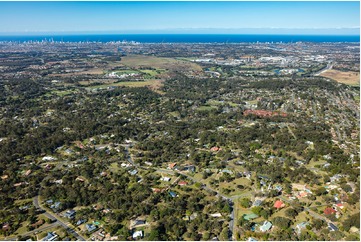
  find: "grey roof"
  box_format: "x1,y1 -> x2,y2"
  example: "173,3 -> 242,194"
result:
328,223 -> 338,231
260,221 -> 272,232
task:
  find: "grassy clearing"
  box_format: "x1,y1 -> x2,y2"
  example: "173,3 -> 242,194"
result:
14,221 -> 30,235
14,198 -> 33,205
113,70 -> 140,75
121,55 -> 202,71
321,69 -> 360,86
196,106 -> 218,111
168,111 -> 180,118
109,162 -> 121,173
86,79 -> 164,90
79,79 -> 116,86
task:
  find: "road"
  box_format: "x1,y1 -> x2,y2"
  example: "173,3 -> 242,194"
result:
314,62 -> 333,76
280,196 -> 331,223
3,223 -> 60,241
33,196 -> 86,241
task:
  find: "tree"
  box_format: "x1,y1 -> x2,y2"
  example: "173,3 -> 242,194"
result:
272,216 -> 292,230
314,187 -> 328,196
148,229 -> 160,241
343,212 -> 360,232
251,206 -> 262,216
220,227 -> 229,241
260,209 -> 271,219
312,219 -> 325,230
285,208 -> 298,218
240,198 -> 251,208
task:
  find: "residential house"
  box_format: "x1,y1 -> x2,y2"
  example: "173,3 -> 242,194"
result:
220,169 -> 233,175
182,165 -> 195,172
42,232 -> 58,241
330,174 -> 343,183
258,175 -> 270,181
274,200 -> 285,209
160,177 -> 171,182
178,181 -> 188,186
324,207 -> 336,216
295,222 -> 309,234
132,231 -> 143,239
260,221 -> 272,232
210,146 -> 221,152
253,200 -> 263,207
76,219 -> 86,226
190,213 -> 198,220
86,224 -> 97,233
50,201 -> 61,212
128,170 -> 137,176
168,163 -> 177,170
93,230 -> 106,241
130,219 -> 146,229
210,213 -> 222,217
64,210 -> 76,219
169,191 -> 177,198
334,203 -> 345,211
274,185 -> 283,192
243,213 -> 259,221
328,223 -> 338,231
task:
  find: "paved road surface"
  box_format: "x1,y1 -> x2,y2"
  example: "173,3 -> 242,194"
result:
314,62 -> 333,76
33,196 -> 86,241
3,223 -> 60,241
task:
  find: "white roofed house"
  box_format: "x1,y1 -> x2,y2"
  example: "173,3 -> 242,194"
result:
132,230 -> 143,239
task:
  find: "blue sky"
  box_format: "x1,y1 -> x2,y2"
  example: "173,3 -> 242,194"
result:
0,1 -> 359,35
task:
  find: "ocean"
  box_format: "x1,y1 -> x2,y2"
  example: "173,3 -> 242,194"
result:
0,34 -> 359,43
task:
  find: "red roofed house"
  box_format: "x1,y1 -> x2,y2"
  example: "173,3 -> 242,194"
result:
210,147 -> 221,152
168,163 -> 177,170
334,203 -> 345,210
178,181 -> 188,186
324,207 -> 336,215
152,188 -> 162,193
274,200 -> 285,209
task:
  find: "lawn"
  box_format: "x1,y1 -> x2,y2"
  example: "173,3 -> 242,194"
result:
13,221 -> 30,236
320,69 -> 360,86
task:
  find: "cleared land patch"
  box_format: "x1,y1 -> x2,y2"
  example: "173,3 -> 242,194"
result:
85,79 -> 164,93
120,55 -> 202,72
320,69 -> 360,86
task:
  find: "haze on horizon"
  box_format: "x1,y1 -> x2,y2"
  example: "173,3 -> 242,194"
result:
0,1 -> 359,35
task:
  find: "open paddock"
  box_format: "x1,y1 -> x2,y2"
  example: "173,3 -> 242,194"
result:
320,69 -> 360,86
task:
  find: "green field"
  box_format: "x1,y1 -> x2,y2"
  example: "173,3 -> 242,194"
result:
121,55 -> 202,71
86,79 -> 163,90
196,106 -> 218,111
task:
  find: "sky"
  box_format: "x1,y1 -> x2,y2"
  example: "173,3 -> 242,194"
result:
0,1 -> 359,35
